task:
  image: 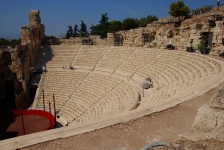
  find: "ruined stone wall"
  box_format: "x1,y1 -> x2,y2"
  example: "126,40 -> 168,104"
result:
60,37 -> 81,45
0,10 -> 45,107
59,35 -> 109,45
107,13 -> 224,54
20,10 -> 45,88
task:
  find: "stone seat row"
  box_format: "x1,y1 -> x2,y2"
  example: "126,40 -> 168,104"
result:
133,60 -> 221,107
35,71 -> 88,109
58,81 -> 139,125
133,62 -> 206,103
35,46 -> 221,79
33,46 -> 223,126
96,49 -> 135,70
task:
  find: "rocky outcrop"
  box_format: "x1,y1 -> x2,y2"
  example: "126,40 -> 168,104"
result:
182,88 -> 224,142
159,87 -> 224,149
209,88 -> 224,109
190,104 -> 224,140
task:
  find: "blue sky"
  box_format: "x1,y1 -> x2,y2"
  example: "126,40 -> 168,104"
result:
0,0 -> 218,38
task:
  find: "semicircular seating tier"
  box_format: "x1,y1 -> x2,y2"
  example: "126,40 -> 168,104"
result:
33,45 -> 224,127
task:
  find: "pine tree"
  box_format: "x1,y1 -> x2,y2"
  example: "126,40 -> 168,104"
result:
73,24 -> 79,37
80,20 -> 87,37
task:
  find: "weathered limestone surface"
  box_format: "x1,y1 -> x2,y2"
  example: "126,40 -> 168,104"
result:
107,13 -> 224,54
20,10 -> 45,85
183,88 -> 224,142
209,88 -> 224,109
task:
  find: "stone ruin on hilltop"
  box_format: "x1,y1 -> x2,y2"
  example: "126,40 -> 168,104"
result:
59,10 -> 224,55
107,12 -> 224,54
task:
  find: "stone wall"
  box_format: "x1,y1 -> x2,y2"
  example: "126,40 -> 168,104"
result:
107,13 -> 224,54
59,35 -> 111,45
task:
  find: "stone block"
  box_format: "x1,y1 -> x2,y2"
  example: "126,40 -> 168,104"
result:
209,89 -> 224,109
193,104 -> 224,133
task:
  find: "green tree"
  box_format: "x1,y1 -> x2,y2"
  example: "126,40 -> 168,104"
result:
65,31 -> 70,39
0,38 -> 21,48
99,13 -> 109,28
169,0 -> 190,17
138,15 -> 158,27
65,25 -> 73,39
99,13 -> 109,38
138,18 -> 147,27
73,24 -> 79,37
108,20 -> 122,33
146,15 -> 158,24
90,13 -> 109,38
122,18 -> 138,30
90,25 -> 101,35
80,20 -> 88,37
0,38 -> 8,45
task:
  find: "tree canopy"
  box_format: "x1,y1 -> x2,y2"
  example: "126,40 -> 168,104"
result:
0,38 -> 21,48
65,26 -> 73,39
138,15 -> 158,27
67,13 -> 159,38
122,18 -> 138,30
169,0 -> 190,17
108,20 -> 122,33
65,21 -> 88,39
73,25 -> 79,37
90,13 -> 158,37
90,13 -> 109,38
80,20 -> 88,37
